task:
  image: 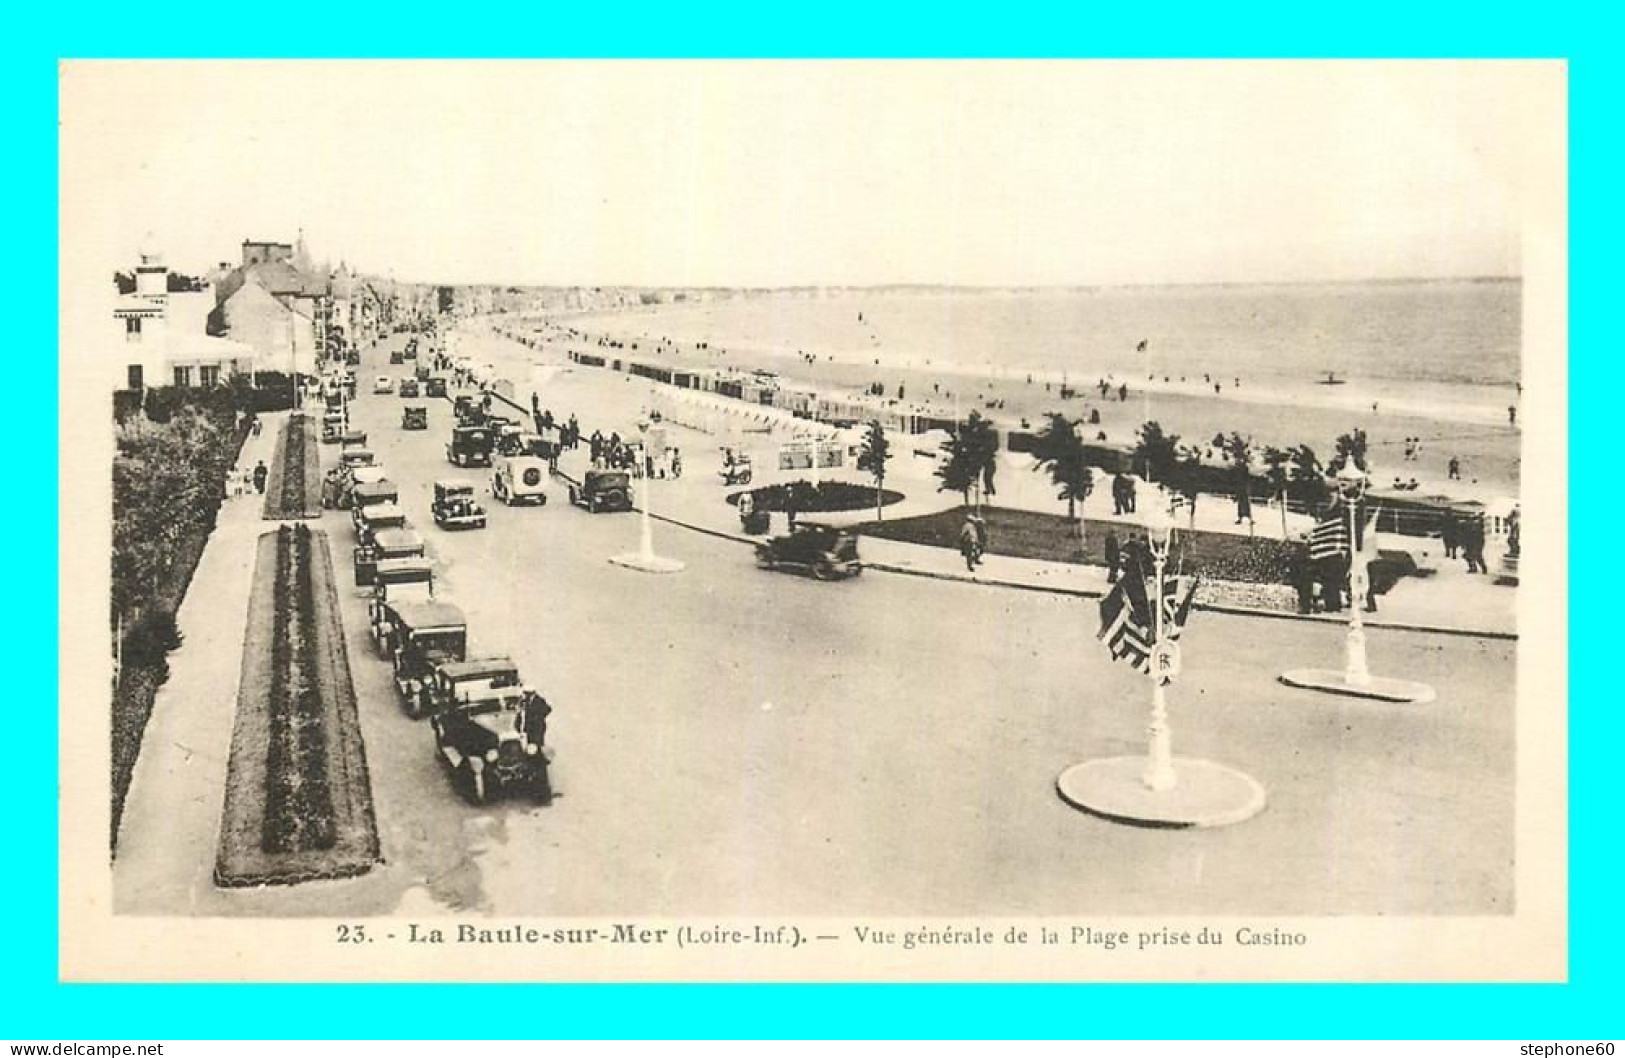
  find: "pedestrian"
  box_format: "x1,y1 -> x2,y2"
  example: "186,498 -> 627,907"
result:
1448,456 -> 1461,481
251,415 -> 263,437
1508,405 -> 1518,426
1462,515 -> 1487,573
958,514 -> 981,572
1290,538 -> 1315,614
1104,528 -> 1121,584
252,460 -> 268,494
785,484 -> 800,532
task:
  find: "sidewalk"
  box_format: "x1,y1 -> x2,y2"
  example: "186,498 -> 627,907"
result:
479,323 -> 1518,641
114,412 -> 287,910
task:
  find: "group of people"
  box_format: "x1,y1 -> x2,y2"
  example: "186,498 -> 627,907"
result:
958,512 -> 990,571
1441,512 -> 1491,573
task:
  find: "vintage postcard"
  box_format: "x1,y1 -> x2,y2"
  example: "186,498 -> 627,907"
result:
58,59 -> 1567,982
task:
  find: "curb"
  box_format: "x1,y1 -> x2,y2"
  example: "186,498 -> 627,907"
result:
642,508 -> 1517,642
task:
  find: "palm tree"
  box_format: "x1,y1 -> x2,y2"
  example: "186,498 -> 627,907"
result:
1262,445 -> 1293,537
1225,432 -> 1255,534
1330,429 -> 1369,473
938,411 -> 998,510
856,420 -> 891,520
935,430 -> 979,506
1289,443 -> 1328,513
1133,420 -> 1181,486
1030,413 -> 1094,547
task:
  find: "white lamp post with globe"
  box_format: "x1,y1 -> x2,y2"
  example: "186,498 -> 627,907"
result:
609,386 -> 686,574
1279,461 -> 1435,703
1057,502 -> 1267,828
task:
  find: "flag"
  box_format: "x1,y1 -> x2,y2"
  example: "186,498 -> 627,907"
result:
1159,575 -> 1199,642
1307,512 -> 1350,562
1097,574 -> 1153,674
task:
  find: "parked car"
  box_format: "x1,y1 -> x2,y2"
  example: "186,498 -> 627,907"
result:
492,455 -> 549,506
341,428 -> 368,449
374,600 -> 468,716
429,663 -> 554,804
754,523 -> 863,580
446,425 -> 495,468
322,411 -> 346,444
376,376 -> 395,394
403,344 -> 417,360
426,377 -> 448,398
351,479 -> 400,515
354,527 -> 426,587
399,378 -> 420,399
427,480 -> 484,530
345,350 -> 361,366
389,351 -> 405,366
422,657 -> 522,715
402,405 -> 429,430
340,447 -> 376,472
353,500 -> 407,545
566,469 -> 633,513
369,558 -> 435,613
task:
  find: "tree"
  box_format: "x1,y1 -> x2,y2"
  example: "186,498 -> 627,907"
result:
1030,413 -> 1094,547
1225,432 -> 1255,533
1133,420 -> 1181,486
1262,446 -> 1293,537
937,411 -> 998,509
856,420 -> 891,520
1288,444 -> 1329,512
1330,429 -> 1369,473
1175,445 -> 1204,528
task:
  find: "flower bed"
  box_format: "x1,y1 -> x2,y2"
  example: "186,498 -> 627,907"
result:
729,479 -> 905,514
262,412 -> 323,520
215,526 -> 380,887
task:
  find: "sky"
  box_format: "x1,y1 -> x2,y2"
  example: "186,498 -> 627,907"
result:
59,60 -> 1562,288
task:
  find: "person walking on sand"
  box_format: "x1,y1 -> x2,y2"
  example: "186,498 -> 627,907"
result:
1448,455 -> 1461,481
252,460 -> 268,495
1105,528 -> 1121,584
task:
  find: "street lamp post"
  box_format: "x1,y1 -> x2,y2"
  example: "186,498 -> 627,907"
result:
1142,505 -> 1177,792
1055,497 -> 1266,828
609,385 -> 685,574
1337,462 -> 1372,688
1278,459 -> 1436,703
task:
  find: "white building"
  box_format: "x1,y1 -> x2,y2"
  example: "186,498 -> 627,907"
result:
114,247 -> 254,390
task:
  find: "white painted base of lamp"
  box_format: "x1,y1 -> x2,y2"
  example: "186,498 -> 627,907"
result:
608,551 -> 686,573
1278,668 -> 1437,703
1056,756 -> 1267,829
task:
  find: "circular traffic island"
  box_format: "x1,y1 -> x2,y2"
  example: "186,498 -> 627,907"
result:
1057,756 -> 1267,829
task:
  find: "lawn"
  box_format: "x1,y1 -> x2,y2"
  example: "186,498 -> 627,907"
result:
852,505 -> 1298,585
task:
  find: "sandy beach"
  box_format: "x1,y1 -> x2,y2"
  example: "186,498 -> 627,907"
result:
498,284 -> 1522,500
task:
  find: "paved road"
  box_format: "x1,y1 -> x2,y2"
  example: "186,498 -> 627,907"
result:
116,332 -> 1516,918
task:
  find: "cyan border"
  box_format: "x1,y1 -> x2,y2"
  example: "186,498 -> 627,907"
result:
14,2 -> 1614,1037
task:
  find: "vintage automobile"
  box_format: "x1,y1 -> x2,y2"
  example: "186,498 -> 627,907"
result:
754,522 -> 863,580
354,527 -> 426,587
426,376 -> 448,399
341,428 -> 368,449
389,350 -> 405,366
402,404 -> 429,430
494,424 -> 528,457
375,375 -> 395,394
321,411 -> 346,444
353,500 -> 407,544
369,558 -> 435,613
491,455 -> 549,506
415,363 -> 432,382
446,424 -> 495,468
339,447 -> 376,472
402,343 -> 417,360
566,469 -> 633,513
351,479 -> 401,515
399,378 -> 421,399
432,480 -> 487,530
374,600 -> 468,717
427,661 -> 554,804
453,394 -> 478,422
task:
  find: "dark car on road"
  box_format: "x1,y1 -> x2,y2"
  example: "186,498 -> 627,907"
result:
402,404 -> 428,430
446,425 -> 495,468
389,350 -> 404,365
432,480 -> 487,530
430,669 -> 554,804
426,376 -> 448,398
354,527 -> 426,587
375,600 -> 468,717
567,469 -> 633,513
755,523 -> 863,580
399,378 -> 421,399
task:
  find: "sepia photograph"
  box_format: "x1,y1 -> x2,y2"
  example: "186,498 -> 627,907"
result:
57,59 -> 1567,983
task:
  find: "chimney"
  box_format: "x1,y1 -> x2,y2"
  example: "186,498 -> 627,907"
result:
135,243 -> 168,299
